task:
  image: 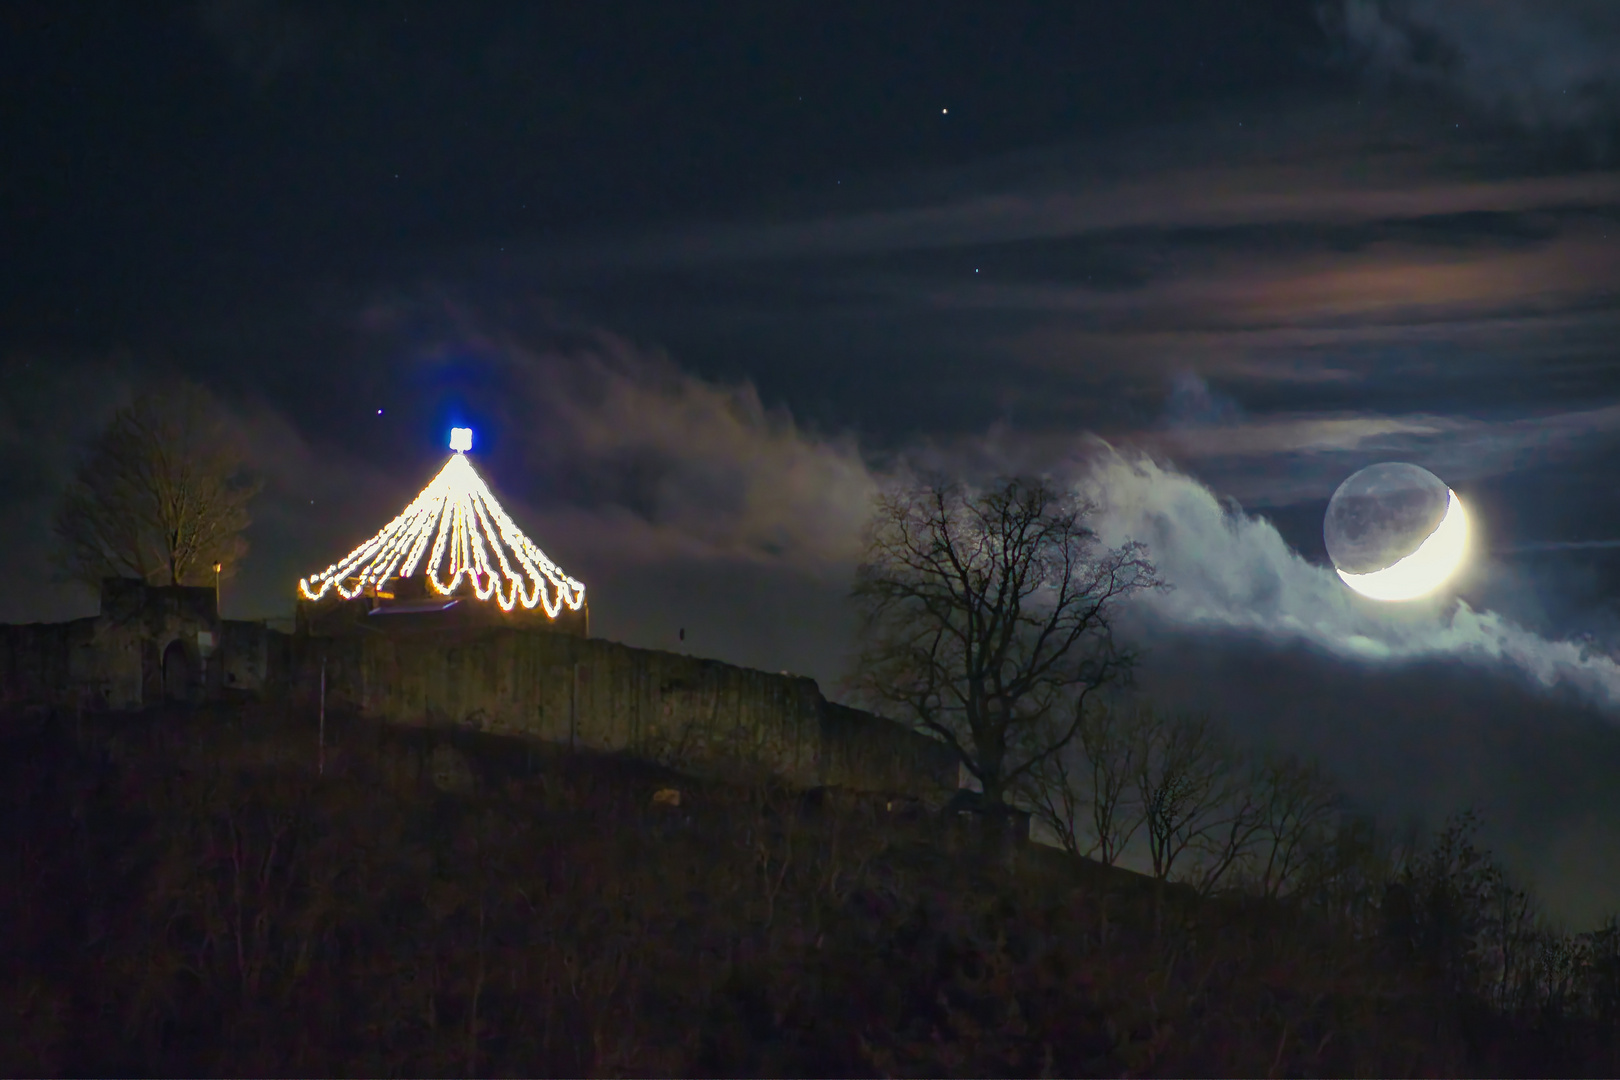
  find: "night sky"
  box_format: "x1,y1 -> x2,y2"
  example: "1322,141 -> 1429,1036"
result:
8,1 -> 1620,923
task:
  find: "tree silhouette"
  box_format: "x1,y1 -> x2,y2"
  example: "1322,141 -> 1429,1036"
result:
1250,752 -> 1341,899
852,475 -> 1160,805
53,380 -> 259,588
1018,698 -> 1148,866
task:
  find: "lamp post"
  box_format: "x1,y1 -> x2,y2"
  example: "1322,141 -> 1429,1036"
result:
213,561 -> 222,615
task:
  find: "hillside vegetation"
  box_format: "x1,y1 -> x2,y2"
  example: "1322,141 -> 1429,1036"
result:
2,702 -> 1617,1077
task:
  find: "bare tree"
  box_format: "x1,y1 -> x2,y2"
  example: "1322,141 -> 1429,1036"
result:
852,475 -> 1160,806
1080,700 -> 1149,866
1018,740 -> 1088,858
1023,700 -> 1343,899
1189,774 -> 1266,897
54,380 -> 259,588
1017,698 -> 1146,866
1250,754 -> 1342,899
1385,811 -> 1504,998
1301,812 -> 1413,939
1487,877 -> 1540,1012
1134,709 -> 1243,886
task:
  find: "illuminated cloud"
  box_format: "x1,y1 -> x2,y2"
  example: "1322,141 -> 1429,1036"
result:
1078,447 -> 1620,706
417,328 -> 880,572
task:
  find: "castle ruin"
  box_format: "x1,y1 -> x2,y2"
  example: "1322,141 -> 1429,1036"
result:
0,435 -> 962,802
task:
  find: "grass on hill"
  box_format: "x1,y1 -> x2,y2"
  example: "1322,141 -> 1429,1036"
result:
0,701 -> 1606,1077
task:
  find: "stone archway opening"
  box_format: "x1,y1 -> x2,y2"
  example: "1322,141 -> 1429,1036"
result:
162,639 -> 191,702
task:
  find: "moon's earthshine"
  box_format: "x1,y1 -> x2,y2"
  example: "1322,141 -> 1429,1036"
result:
1324,462 -> 1470,602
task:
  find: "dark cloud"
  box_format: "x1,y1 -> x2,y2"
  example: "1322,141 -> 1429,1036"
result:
1161,372 -> 1245,428
553,129 -> 1620,271
1133,400 -> 1620,513
342,305 -> 878,569
0,357 -> 137,623
194,0 -> 318,88
1142,632 -> 1620,927
1,311 -> 879,688
1328,1 -> 1620,143
479,104 -> 1620,545
241,310 -> 878,683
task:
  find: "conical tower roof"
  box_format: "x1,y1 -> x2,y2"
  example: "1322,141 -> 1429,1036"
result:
297,429 -> 585,617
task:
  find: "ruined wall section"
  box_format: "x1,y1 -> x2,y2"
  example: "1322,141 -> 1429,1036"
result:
819,702 -> 959,796
0,618 -> 144,710
301,626 -> 954,798
1,590 -> 958,800
318,630 -> 823,788
1,582 -> 256,710
220,620 -> 274,694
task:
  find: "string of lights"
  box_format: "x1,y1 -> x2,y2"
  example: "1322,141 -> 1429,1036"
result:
297,432 -> 585,616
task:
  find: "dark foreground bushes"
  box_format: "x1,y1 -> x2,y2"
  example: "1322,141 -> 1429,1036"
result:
0,703 -> 1611,1077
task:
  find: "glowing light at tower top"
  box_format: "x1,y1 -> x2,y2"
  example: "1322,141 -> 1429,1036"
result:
296,440 -> 584,616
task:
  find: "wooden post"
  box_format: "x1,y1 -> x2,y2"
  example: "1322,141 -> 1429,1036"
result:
318,655 -> 326,777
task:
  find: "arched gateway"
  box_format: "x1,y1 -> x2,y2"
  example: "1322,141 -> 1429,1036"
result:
161,639 -> 191,702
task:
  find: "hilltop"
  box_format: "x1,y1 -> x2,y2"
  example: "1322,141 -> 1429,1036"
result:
0,701 -> 1608,1077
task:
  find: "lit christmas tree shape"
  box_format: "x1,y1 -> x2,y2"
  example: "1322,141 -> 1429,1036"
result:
297,431 -> 585,616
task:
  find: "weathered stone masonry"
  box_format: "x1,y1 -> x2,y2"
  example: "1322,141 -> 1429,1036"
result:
1,580 -> 958,801
0,580 -> 241,710
300,626 -> 958,798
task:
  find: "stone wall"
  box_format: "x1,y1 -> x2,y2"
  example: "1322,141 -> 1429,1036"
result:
0,617 -> 145,710
292,625 -> 958,799
818,702 -> 961,795
220,619 -> 275,695
1,582 -> 960,801
0,581 -> 274,709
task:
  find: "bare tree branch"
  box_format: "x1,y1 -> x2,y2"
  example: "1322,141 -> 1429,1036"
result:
851,474 -> 1162,805
54,380 -> 261,589
1016,699 -> 1148,866
1251,754 -> 1341,900
1134,710 -> 1232,885
1080,701 -> 1146,866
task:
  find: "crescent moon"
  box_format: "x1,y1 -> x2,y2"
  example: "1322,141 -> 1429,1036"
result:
1337,489 -> 1470,602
